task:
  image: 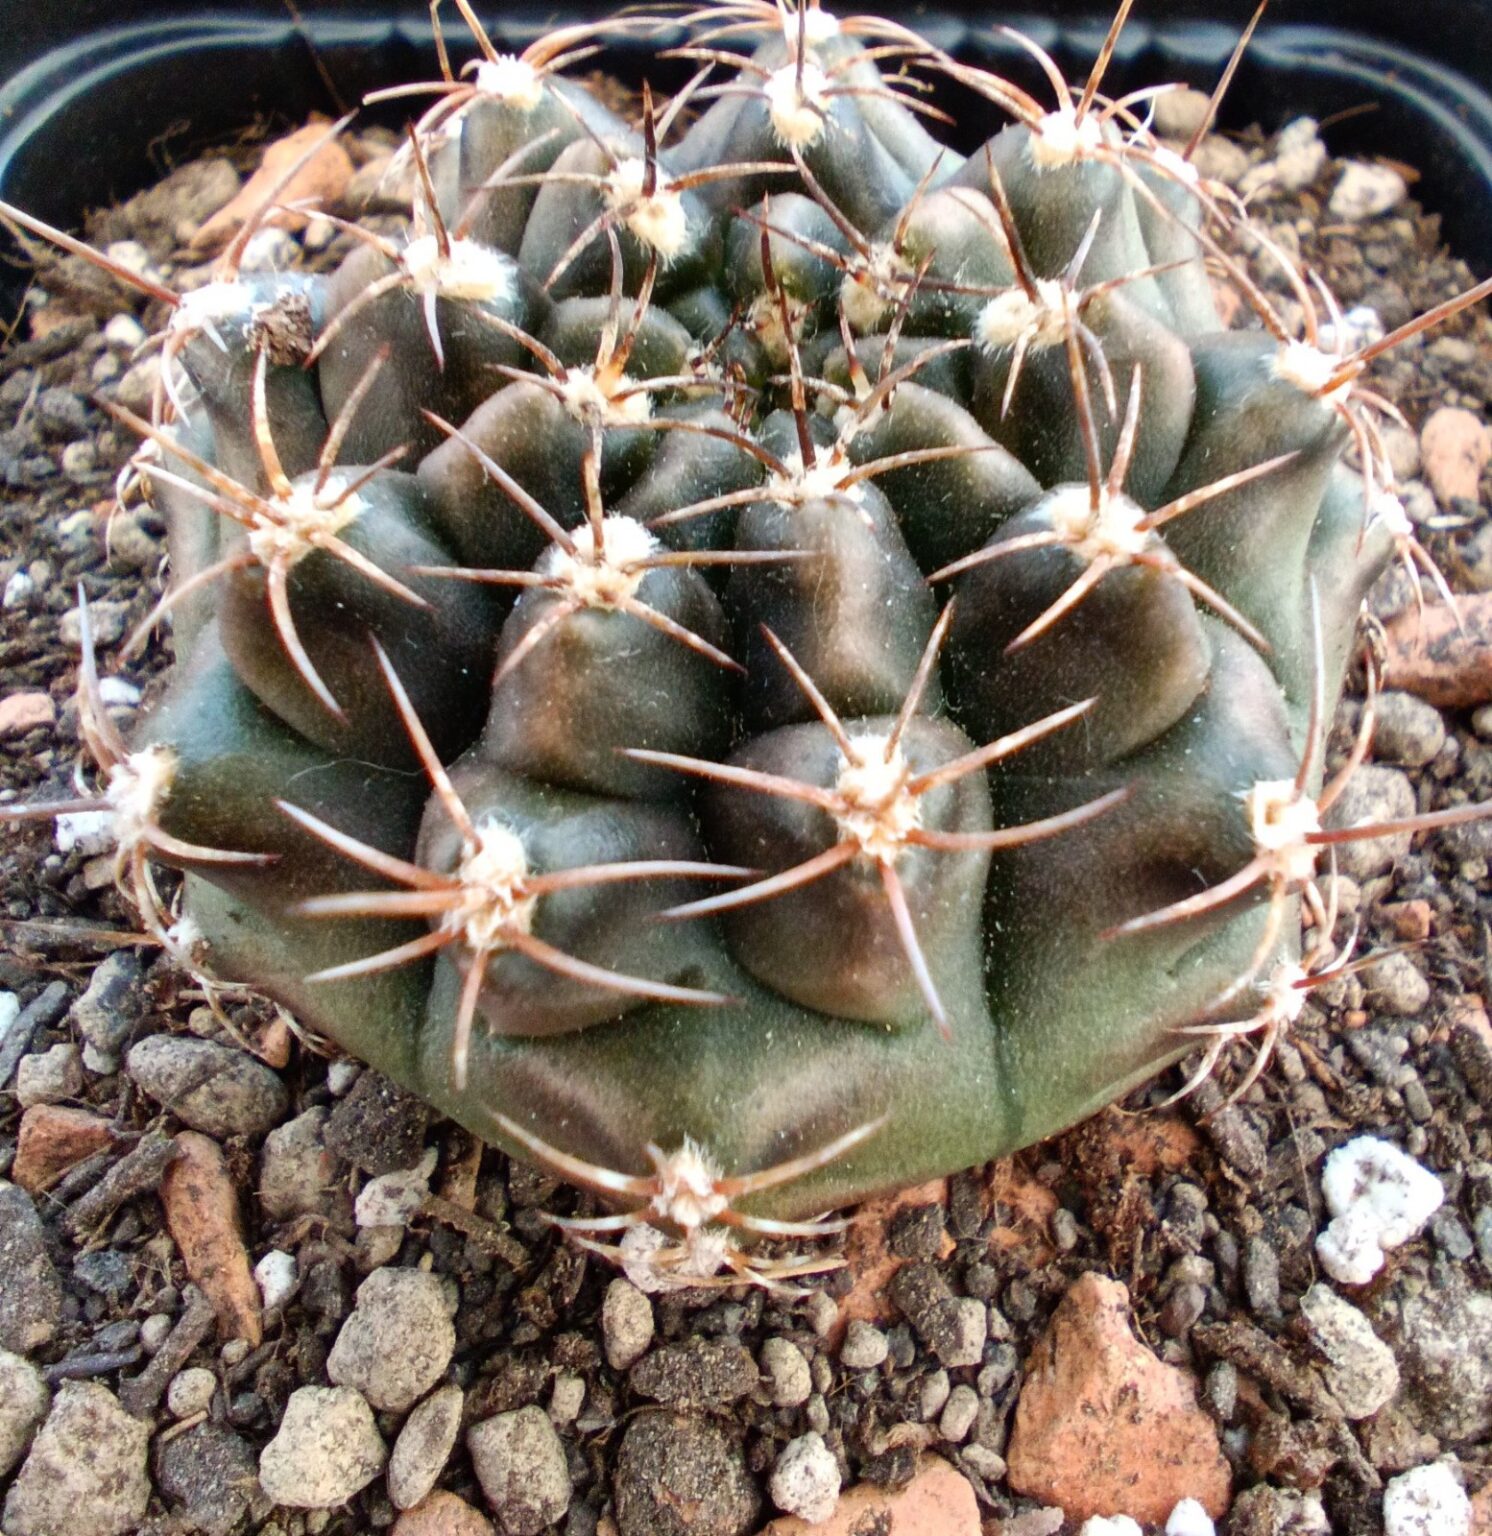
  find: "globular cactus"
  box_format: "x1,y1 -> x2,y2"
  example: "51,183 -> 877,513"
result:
8,0 -> 1492,1288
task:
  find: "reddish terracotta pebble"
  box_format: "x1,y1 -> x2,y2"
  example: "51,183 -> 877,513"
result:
757,1455 -> 979,1536
12,1105 -> 115,1193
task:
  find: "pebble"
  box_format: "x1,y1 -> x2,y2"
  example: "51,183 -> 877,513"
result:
1383,1462 -> 1471,1536
1166,1500 -> 1216,1536
393,1491 -> 495,1536
839,1318 -> 890,1370
60,598 -> 127,649
15,1042 -> 83,1107
1077,1520 -> 1141,1536
1152,87 -> 1211,141
0,1351 -> 48,1476
1384,592 -> 1492,707
127,1035 -> 289,1138
70,950 -> 146,1066
258,1385 -> 386,1508
388,1384 -> 464,1511
0,691 -> 56,739
1006,1273 -> 1230,1526
1373,692 -> 1447,767
167,1365 -> 218,1419
254,1248 -> 299,1311
103,313 -> 147,350
550,1372 -> 584,1425
1316,1136 -> 1445,1285
613,1412 -> 760,1536
154,1421 -> 260,1536
1372,1269 -> 1492,1441
192,120 -> 354,252
0,1181 -> 63,1351
140,1313 -> 174,1354
2,570 -> 34,608
759,1336 -> 812,1407
1363,951 -> 1432,1016
889,1267 -> 986,1367
919,1369 -> 951,1420
1420,406 -> 1492,507
759,1453 -> 979,1536
467,1405 -> 572,1536
1243,117 -> 1326,197
1320,765 -> 1416,880
1298,1284 -> 1399,1419
327,1266 -> 457,1414
631,1337 -> 759,1407
259,1106 -> 343,1221
769,1433 -> 841,1524
1,1382 -> 150,1536
355,1148 -> 437,1228
602,1277 -> 654,1370
939,1383 -> 980,1442
1329,161 -> 1408,221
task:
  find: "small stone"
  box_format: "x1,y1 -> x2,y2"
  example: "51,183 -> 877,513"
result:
602,1278 -> 654,1370
2,1382 -> 150,1536
1166,1499 -> 1216,1536
1321,766 -> 1416,880
192,119 -> 354,252
15,1041 -> 83,1107
613,1412 -> 760,1536
61,440 -> 96,481
1372,693 -> 1447,767
355,1148 -> 437,1228
0,691 -> 55,739
759,1337 -> 812,1407
1421,407 -> 1492,508
126,1034 -> 288,1137
1385,593 -> 1492,707
104,314 -> 147,350
1371,1269 -> 1492,1441
154,1422 -> 259,1536
1248,117 -> 1326,196
12,1104 -> 113,1192
1316,1136 -> 1444,1285
115,355 -> 161,414
254,1249 -> 299,1312
1006,1273 -> 1230,1525
770,1433 -> 841,1525
0,1351 -> 48,1476
70,950 -> 147,1059
548,1373 -> 584,1425
1383,1462 -> 1471,1536
467,1405 -> 572,1536
34,387 -> 86,441
0,1181 -> 63,1352
1363,952 -> 1431,1017
1077,1520 -> 1141,1536
328,1266 -> 456,1414
140,1313 -> 174,1354
259,1106 -> 343,1221
939,1383 -> 980,1443
758,1453 -> 979,1536
919,1369 -> 951,1420
840,1319 -> 890,1370
258,1385 -> 386,1507
388,1385 -> 464,1511
167,1365 -> 218,1420
60,599 -> 126,649
1153,88 -> 1211,140
1329,161 -> 1408,220
393,1492 -> 495,1536
1298,1284 -> 1398,1419
631,1337 -> 759,1407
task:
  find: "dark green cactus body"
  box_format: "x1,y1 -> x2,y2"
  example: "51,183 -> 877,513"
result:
115,3 -> 1401,1240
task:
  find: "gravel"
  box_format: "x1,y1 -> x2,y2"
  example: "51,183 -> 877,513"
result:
769,1431 -> 841,1523
125,1035 -> 289,1138
388,1383 -> 465,1511
1297,1283 -> 1400,1419
0,1182 -> 62,1352
257,1384 -> 387,1508
466,1405 -> 573,1536
326,1266 -> 457,1413
601,1277 -> 654,1370
612,1412 -> 759,1536
0,1350 -> 49,1477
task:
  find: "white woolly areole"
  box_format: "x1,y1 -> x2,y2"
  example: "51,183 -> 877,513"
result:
1316,1136 -> 1445,1285
401,233 -> 517,304
764,59 -> 832,149
766,448 -> 861,508
648,1138 -> 730,1228
747,289 -> 811,365
1047,484 -> 1149,563
538,515 -> 658,608
1029,107 -> 1104,169
105,745 -> 177,852
1145,142 -> 1202,189
796,5 -> 840,42
1261,960 -> 1311,1027
247,475 -> 366,569
604,159 -> 691,262
1368,489 -> 1412,539
447,819 -> 537,952
472,54 -> 545,111
554,366 -> 653,427
840,244 -> 905,335
974,279 -> 1067,352
834,736 -> 921,861
1244,779 -> 1322,884
1382,1463 -> 1472,1536
1273,338 -> 1353,404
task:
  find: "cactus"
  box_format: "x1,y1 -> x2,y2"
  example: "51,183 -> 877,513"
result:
7,0 -> 1492,1289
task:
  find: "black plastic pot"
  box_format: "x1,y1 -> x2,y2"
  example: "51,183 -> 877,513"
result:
0,2 -> 1489,307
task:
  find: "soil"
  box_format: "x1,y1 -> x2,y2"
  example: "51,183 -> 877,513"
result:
0,104 -> 1490,1536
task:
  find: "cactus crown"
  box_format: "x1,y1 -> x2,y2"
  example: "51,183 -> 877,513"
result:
5,0 -> 1492,1290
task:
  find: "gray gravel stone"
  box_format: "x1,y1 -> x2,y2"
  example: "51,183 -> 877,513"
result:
166,1365 -> 218,1420
388,1384 -> 463,1511
467,1405 -> 572,1536
1370,1268 -> 1492,1441
1322,766 -> 1416,880
257,1385 -> 386,1508
15,1042 -> 83,1107
1372,693 -> 1447,767
939,1382 -> 980,1442
1299,1284 -> 1399,1420
2,1382 -> 150,1536
759,1337 -> 812,1407
0,1181 -> 62,1352
327,1266 -> 456,1414
0,1351 -> 48,1477
769,1432 -> 840,1524
613,1412 -> 760,1536
840,1319 -> 889,1370
602,1278 -> 654,1371
1364,952 -> 1432,1017
259,1106 -> 343,1222
154,1422 -> 261,1536
919,1368 -> 951,1420
126,1035 -> 288,1137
